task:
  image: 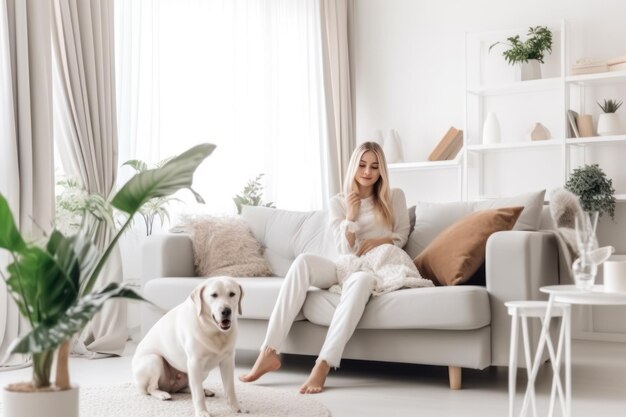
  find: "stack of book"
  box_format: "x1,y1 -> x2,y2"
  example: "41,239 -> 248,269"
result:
428,127 -> 463,161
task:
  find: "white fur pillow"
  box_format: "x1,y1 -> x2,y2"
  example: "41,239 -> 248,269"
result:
175,215 -> 273,277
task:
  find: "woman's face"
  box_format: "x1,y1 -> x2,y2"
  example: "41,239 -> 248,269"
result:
355,150 -> 380,189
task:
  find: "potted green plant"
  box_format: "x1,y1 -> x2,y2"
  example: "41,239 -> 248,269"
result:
232,173 -> 276,214
0,143 -> 214,417
596,99 -> 623,136
565,163 -> 616,220
489,25 -> 553,81
122,156 -> 203,235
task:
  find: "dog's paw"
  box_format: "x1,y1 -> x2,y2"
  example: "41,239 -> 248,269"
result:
195,411 -> 212,417
203,388 -> 215,397
230,403 -> 249,414
149,390 -> 171,401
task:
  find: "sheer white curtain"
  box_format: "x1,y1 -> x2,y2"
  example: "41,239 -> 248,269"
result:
116,0 -> 329,213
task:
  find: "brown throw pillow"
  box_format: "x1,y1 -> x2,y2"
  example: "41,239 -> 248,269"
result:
413,206 -> 523,286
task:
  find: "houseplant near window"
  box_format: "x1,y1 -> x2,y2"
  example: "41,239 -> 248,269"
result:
1,143 -> 214,417
489,25 -> 553,81
122,157 -> 203,235
596,99 -> 623,136
565,163 -> 616,220
232,173 -> 276,214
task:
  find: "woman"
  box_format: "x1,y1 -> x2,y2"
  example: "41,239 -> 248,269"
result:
239,141 -> 412,394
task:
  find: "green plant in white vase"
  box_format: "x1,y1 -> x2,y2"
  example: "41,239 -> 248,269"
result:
596,99 -> 623,136
489,25 -> 553,81
0,143 -> 214,417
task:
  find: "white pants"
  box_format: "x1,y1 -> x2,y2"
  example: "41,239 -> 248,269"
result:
263,253 -> 376,368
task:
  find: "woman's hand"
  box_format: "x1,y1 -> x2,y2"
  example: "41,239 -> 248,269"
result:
357,237 -> 393,257
345,192 -> 361,221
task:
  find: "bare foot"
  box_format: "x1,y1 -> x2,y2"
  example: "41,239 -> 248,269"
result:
239,347 -> 281,382
299,360 -> 330,394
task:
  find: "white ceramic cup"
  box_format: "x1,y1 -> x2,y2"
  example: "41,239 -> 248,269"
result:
603,261 -> 626,292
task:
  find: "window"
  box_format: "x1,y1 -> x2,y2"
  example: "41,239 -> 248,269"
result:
115,0 -> 328,215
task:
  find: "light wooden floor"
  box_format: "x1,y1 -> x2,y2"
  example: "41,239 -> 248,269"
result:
1,339 -> 625,416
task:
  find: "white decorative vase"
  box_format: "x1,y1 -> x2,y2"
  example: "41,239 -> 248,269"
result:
597,113 -> 621,136
383,129 -> 403,163
482,112 -> 501,145
3,386 -> 79,417
518,59 -> 542,81
528,122 -> 551,141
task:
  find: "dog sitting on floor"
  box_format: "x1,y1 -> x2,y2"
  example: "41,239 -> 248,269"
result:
132,276 -> 247,417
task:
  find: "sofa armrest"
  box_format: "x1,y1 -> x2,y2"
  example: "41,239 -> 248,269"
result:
141,233 -> 195,286
486,230 -> 559,367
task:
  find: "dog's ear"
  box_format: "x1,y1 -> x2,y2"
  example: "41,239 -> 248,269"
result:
191,285 -> 205,317
237,284 -> 244,315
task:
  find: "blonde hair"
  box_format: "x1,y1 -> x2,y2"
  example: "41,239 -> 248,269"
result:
343,141 -> 394,227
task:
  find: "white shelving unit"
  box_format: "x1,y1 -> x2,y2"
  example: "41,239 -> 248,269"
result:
463,20 -> 626,202
387,20 -> 626,209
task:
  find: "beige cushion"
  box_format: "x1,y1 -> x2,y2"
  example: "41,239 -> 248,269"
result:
404,189 -> 545,259
175,215 -> 272,277
414,207 -> 523,286
302,286 -> 490,330
241,206 -> 337,277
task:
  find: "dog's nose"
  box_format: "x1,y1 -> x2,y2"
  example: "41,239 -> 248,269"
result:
222,307 -> 232,318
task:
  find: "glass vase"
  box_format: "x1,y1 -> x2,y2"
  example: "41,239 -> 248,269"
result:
572,211 -> 599,290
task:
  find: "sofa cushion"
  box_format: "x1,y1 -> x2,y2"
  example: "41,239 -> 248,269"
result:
302,285 -> 490,330
143,276 -> 305,321
174,215 -> 272,277
404,189 -> 546,259
241,206 -> 337,277
414,207 -> 523,286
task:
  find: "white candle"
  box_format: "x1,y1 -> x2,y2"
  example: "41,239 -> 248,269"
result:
603,261 -> 626,292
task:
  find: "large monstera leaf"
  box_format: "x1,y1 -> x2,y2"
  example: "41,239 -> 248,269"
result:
82,143 -> 214,295
11,283 -> 145,354
112,143 -> 214,215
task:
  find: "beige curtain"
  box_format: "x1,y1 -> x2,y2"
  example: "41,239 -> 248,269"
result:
320,0 -> 355,193
0,0 -> 54,368
52,0 -> 126,356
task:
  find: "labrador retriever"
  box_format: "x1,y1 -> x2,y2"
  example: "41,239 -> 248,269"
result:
133,277 -> 246,417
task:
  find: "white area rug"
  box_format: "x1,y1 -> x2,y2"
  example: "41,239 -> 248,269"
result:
80,382 -> 331,417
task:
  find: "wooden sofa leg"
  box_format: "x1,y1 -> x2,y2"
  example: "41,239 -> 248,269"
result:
448,366 -> 462,390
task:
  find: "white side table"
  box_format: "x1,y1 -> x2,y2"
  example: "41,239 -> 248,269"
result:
532,285 -> 626,417
506,300 -> 571,417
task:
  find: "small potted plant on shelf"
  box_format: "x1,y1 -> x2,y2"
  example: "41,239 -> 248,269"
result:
489,25 -> 553,81
0,144 -> 214,417
565,163 -> 616,220
596,99 -> 623,136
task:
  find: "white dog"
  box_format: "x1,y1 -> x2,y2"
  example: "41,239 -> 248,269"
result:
133,277 -> 246,417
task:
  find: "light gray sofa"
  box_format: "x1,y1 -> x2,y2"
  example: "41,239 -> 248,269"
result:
140,199 -> 560,389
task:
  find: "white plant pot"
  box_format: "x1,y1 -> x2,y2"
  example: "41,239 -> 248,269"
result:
518,60 -> 542,81
482,112 -> 501,144
597,113 -> 621,136
3,386 -> 79,417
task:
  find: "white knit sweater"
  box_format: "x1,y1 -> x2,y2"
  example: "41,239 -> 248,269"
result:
328,188 -> 410,256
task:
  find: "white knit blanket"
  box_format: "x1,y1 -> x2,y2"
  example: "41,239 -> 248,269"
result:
330,244 -> 434,296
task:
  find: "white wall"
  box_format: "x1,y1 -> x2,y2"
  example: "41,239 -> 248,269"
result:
354,0 -> 626,160
353,0 -> 626,338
